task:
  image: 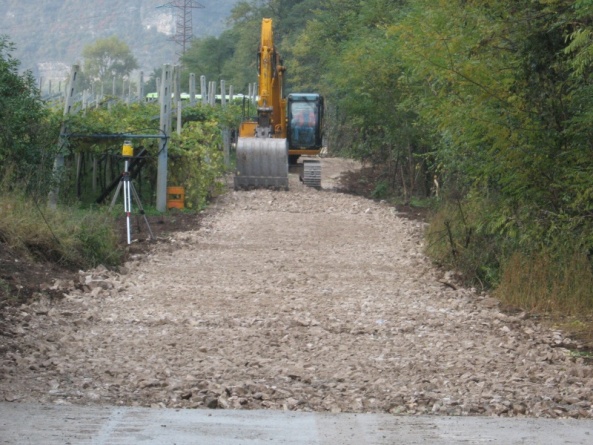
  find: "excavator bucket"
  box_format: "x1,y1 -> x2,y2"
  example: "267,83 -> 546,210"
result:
234,137 -> 289,190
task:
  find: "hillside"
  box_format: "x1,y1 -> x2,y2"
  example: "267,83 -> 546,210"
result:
2,0 -> 238,83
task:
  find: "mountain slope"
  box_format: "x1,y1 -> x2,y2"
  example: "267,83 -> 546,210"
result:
2,0 -> 238,79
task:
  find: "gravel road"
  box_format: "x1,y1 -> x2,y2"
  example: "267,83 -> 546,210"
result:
1,158 -> 592,419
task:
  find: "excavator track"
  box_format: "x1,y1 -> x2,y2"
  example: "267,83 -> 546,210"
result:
234,138 -> 289,190
302,159 -> 321,189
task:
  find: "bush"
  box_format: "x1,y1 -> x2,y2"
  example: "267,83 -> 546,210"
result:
0,36 -> 60,197
168,120 -> 226,210
425,197 -> 504,288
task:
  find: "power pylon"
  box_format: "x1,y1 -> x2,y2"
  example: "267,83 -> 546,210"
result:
158,1 -> 205,60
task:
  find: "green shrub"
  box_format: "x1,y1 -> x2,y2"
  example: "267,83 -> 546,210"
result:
425,197 -> 504,288
168,120 -> 226,210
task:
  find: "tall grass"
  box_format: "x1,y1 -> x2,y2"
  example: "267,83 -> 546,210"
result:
496,250 -> 593,316
0,192 -> 121,269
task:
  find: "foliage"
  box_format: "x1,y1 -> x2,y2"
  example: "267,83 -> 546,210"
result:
66,102 -> 162,140
181,0 -> 322,93
81,36 -> 138,95
168,119 -> 226,210
0,35 -> 61,196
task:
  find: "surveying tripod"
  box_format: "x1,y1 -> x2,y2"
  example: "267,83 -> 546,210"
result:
109,141 -> 154,244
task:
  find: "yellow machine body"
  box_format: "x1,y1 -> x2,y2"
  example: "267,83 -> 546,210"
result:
235,18 -> 323,190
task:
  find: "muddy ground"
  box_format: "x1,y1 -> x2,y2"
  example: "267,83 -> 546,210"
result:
1,158 -> 592,418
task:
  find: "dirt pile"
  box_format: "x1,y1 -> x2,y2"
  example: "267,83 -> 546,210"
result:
1,159 -> 592,418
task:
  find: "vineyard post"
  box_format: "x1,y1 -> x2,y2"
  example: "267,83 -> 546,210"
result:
173,65 -> 181,106
189,73 -> 196,106
156,64 -> 172,212
173,65 -> 182,135
209,81 -> 216,106
138,71 -> 145,103
220,80 -> 226,107
49,65 -> 80,209
200,75 -> 207,105
177,100 -> 182,135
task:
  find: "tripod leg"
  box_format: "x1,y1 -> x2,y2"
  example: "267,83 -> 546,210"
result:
109,180 -> 123,212
130,183 -> 154,240
124,177 -> 132,245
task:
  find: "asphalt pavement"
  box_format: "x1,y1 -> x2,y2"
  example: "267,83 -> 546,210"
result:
1,402 -> 593,444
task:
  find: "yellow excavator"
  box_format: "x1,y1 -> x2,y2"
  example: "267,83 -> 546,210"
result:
234,18 -> 324,190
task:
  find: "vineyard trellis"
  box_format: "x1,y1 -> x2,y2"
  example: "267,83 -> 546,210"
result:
47,64 -> 254,211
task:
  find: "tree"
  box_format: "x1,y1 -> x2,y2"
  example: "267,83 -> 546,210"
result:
181,0 -> 324,93
82,36 -> 138,86
0,35 -> 56,193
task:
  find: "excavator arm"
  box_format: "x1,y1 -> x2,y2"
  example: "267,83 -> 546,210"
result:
256,18 -> 286,139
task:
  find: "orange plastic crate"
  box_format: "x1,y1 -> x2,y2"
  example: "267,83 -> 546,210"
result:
166,186 -> 185,209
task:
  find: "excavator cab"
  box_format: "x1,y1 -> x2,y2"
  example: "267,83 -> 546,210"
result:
287,93 -> 324,153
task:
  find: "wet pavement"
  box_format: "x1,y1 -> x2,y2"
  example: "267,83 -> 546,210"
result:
2,402 -> 593,444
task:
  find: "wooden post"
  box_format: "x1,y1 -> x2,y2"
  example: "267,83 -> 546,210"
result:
49,65 -> 80,209
156,64 -> 172,212
229,85 -> 234,103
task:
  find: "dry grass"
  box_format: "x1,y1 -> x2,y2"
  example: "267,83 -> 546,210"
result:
496,250 -> 593,347
496,250 -> 593,315
0,192 -> 120,269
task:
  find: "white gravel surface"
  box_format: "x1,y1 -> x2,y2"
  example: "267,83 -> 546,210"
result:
1,158 -> 592,419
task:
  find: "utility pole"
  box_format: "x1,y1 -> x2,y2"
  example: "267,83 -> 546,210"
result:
157,1 -> 205,60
